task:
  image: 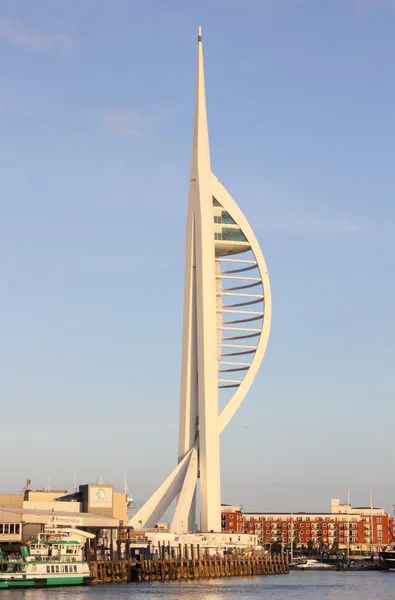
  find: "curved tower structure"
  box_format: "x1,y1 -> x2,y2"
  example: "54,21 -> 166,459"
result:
129,27 -> 271,534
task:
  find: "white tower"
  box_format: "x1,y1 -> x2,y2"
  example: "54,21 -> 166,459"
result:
130,27 -> 272,534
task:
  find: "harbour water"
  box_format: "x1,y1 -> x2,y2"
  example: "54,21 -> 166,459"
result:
0,571 -> 393,600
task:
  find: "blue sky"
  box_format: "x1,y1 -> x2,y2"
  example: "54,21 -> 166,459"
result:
1,0 -> 394,515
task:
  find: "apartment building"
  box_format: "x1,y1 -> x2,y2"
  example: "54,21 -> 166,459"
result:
220,505 -> 244,533
221,498 -> 394,552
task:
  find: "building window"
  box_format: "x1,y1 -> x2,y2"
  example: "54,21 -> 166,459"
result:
221,228 -> 247,242
221,211 -> 236,225
213,197 -> 222,207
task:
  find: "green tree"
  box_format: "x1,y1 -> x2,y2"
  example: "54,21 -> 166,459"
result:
270,542 -> 282,554
307,540 -> 314,556
330,542 -> 339,555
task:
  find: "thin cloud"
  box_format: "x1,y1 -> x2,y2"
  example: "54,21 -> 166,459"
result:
100,110 -> 142,136
0,18 -> 75,56
55,33 -> 76,58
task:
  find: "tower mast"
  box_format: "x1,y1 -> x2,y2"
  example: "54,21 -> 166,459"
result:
129,27 -> 272,534
178,25 -> 221,533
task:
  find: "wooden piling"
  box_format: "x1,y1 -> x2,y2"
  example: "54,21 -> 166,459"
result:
91,549 -> 288,584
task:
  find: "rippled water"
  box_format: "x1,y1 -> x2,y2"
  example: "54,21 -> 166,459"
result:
1,571 -> 394,600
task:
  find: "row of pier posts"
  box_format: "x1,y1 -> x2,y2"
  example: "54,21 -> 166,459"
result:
90,540 -> 288,583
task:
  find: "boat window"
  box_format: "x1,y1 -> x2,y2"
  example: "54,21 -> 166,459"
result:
15,524 -> 20,534
0,524 -> 3,534
65,565 -> 68,572
10,524 -> 14,534
51,566 -> 55,573
4,524 -> 9,534
47,566 -> 50,573
56,566 -> 59,573
74,565 -> 77,572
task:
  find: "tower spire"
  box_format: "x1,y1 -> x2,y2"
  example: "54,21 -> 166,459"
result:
130,28 -> 272,535
191,26 -> 211,182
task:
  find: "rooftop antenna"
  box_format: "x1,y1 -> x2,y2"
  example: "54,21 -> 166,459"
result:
346,484 -> 350,560
73,474 -> 77,494
44,474 -> 51,492
124,472 -> 136,509
22,478 -> 31,499
370,488 -> 374,557
99,475 -> 103,485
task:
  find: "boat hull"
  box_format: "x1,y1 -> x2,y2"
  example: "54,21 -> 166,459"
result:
380,551 -> 395,571
0,576 -> 93,588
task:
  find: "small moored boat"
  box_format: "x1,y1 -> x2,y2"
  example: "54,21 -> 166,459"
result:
380,542 -> 395,571
295,558 -> 333,570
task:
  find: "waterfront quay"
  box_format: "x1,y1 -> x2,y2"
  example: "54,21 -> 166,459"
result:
90,543 -> 288,583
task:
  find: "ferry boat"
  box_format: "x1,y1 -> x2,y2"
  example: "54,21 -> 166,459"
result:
0,527 -> 94,588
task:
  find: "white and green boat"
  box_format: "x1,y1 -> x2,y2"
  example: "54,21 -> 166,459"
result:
0,527 -> 95,588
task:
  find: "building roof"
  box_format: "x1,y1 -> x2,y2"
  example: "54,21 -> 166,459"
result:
0,506 -> 120,527
244,512 -> 335,515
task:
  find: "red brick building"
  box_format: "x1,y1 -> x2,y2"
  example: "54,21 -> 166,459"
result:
221,498 -> 394,552
220,504 -> 244,533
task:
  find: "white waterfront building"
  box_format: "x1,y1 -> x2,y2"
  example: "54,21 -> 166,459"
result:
130,27 -> 272,535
